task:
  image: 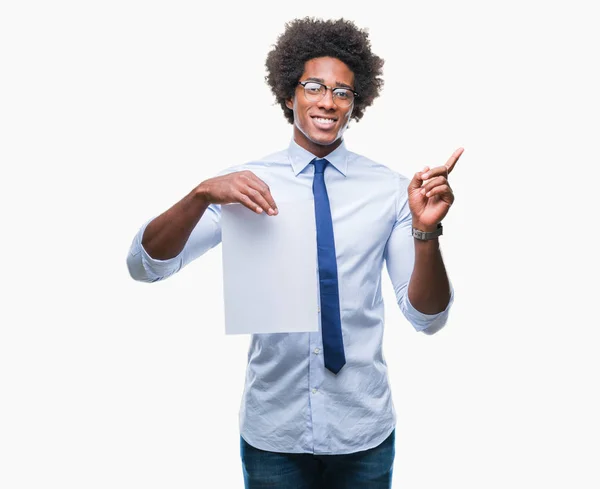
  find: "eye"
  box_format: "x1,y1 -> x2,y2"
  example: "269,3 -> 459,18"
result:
305,82 -> 323,94
334,89 -> 351,100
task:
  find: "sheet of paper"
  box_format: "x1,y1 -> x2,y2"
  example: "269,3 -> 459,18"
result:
221,200 -> 319,335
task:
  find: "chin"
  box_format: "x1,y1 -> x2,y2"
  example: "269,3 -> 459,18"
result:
311,135 -> 339,146
308,127 -> 345,144
294,120 -> 346,152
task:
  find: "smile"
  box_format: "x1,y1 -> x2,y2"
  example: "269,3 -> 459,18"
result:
311,116 -> 337,127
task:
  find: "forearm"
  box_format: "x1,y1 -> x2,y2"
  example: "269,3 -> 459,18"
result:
142,187 -> 210,260
407,237 -> 451,315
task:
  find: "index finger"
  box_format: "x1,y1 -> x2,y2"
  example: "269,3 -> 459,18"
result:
445,147 -> 464,174
248,174 -> 278,211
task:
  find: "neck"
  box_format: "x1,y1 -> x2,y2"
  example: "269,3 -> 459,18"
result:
293,128 -> 343,158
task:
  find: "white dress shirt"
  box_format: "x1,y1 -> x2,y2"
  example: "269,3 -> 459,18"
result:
127,139 -> 454,455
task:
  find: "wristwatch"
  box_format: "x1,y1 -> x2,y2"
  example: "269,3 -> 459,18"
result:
412,223 -> 443,240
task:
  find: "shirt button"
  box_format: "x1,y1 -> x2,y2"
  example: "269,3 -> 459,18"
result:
314,348 -> 320,354
317,307 -> 321,313
312,388 -> 318,394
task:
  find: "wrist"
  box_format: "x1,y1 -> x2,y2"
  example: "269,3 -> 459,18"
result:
411,221 -> 439,233
193,182 -> 211,205
412,222 -> 443,241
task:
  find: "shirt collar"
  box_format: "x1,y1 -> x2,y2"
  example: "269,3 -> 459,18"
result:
287,138 -> 349,177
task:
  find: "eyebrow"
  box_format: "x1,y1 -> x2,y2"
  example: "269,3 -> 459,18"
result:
305,77 -> 354,90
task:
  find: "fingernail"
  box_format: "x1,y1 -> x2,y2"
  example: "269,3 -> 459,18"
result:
257,207 -> 263,213
422,173 -> 430,179
420,189 -> 426,195
268,208 -> 274,215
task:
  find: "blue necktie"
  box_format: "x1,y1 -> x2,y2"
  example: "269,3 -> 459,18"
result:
312,158 -> 346,375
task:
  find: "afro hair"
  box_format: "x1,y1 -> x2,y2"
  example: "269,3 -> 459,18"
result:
265,17 -> 385,124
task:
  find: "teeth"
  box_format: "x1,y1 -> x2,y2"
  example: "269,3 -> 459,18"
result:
314,117 -> 335,124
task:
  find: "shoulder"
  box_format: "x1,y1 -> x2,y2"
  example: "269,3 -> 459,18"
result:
347,150 -> 411,190
215,148 -> 290,177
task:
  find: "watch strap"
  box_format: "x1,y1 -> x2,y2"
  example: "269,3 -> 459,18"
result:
412,223 -> 443,240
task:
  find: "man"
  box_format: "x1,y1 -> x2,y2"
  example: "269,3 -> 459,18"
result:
127,17 -> 462,489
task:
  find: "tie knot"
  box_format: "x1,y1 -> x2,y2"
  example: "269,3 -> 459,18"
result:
313,158 -> 329,174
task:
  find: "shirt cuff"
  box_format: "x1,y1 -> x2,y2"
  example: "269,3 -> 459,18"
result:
401,284 -> 454,333
133,219 -> 184,281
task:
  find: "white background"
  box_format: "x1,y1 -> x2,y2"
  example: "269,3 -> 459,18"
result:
1,0 -> 599,488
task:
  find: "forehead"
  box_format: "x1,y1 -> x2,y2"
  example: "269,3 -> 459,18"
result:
301,57 -> 355,86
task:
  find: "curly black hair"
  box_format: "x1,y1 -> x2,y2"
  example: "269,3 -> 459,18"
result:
265,17 -> 384,124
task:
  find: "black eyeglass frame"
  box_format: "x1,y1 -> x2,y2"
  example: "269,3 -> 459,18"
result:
297,81 -> 359,106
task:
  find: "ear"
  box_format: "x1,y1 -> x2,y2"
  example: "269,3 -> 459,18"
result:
285,97 -> 294,110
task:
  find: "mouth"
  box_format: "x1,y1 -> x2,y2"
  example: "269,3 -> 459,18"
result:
311,115 -> 338,130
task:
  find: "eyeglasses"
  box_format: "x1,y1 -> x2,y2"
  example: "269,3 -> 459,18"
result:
298,81 -> 358,108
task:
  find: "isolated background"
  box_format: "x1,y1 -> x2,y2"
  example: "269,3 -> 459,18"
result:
1,0 -> 599,488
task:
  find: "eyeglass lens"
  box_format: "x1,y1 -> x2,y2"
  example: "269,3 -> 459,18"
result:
303,82 -> 354,106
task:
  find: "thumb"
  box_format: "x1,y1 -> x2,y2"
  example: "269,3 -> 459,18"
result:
408,166 -> 429,191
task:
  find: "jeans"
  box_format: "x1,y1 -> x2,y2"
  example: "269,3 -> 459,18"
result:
240,430 -> 395,489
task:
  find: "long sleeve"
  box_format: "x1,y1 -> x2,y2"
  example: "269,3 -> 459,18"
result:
384,175 -> 454,334
126,204 -> 222,282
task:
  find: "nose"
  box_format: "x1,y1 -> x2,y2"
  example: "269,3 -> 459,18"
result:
317,88 -> 336,110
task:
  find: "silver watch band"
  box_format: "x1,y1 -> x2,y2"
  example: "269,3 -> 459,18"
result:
412,223 -> 443,240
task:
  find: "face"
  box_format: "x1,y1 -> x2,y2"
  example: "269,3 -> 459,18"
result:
285,57 -> 355,158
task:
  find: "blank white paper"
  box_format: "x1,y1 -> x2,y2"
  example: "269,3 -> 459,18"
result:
221,200 -> 319,335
